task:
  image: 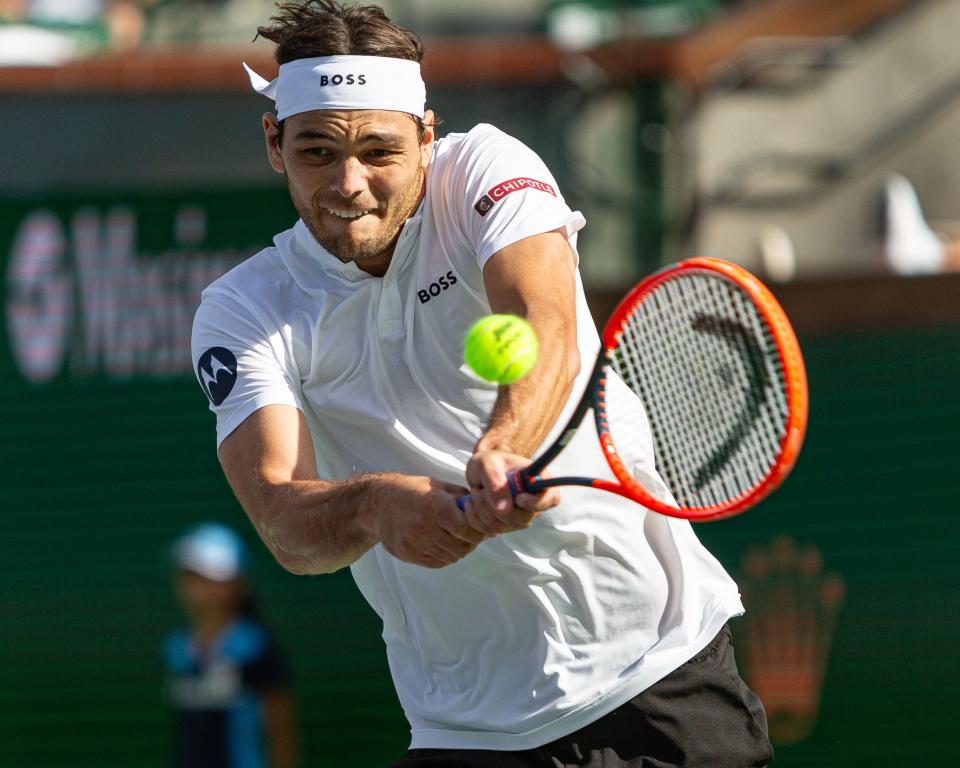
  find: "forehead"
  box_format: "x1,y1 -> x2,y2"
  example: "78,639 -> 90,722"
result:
285,109 -> 418,142
178,569 -> 238,587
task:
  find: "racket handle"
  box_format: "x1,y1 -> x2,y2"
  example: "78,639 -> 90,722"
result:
454,469 -> 529,512
507,469 -> 529,495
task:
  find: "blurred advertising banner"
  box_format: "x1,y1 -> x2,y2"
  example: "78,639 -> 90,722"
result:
1,187 -> 294,384
0,186 -> 408,768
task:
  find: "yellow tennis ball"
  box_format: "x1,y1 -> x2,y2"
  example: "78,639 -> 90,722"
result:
464,314 -> 539,384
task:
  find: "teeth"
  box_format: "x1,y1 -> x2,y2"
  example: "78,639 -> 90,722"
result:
327,209 -> 368,219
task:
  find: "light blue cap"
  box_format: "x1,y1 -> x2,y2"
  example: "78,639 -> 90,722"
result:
172,522 -> 249,582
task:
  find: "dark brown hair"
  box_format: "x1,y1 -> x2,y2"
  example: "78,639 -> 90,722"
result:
257,1 -> 424,65
257,1 -> 433,143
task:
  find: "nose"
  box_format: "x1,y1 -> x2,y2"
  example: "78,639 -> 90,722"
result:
330,156 -> 367,199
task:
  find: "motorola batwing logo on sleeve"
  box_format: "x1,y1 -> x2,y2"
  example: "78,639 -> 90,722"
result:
474,178 -> 556,217
197,347 -> 238,406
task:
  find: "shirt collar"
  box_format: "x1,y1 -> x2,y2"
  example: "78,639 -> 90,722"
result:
291,219 -> 371,283
287,199 -> 425,282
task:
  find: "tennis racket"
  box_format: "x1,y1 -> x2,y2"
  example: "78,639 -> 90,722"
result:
460,257 -> 808,522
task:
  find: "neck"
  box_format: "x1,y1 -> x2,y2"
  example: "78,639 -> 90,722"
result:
193,612 -> 234,649
354,247 -> 395,278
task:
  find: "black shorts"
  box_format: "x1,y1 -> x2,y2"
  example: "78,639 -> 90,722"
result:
390,624 -> 772,768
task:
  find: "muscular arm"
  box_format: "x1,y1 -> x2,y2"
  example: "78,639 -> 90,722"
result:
218,405 -> 482,574
477,228 -> 580,455
464,228 -> 580,531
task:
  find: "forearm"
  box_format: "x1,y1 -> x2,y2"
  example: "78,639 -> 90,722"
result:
476,319 -> 579,457
243,470 -> 482,574
464,316 -> 574,532
476,229 -> 581,457
243,473 -> 384,576
221,406 -> 479,573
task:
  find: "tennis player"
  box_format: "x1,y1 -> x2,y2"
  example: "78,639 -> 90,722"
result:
191,2 -> 772,765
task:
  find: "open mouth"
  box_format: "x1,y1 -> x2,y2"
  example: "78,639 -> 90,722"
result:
325,208 -> 371,220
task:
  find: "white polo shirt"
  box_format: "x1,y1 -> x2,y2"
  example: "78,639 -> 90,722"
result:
192,123 -> 743,750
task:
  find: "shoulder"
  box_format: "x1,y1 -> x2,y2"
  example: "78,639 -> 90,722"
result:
201,240 -> 288,307
435,123 -> 538,170
193,227 -> 302,333
428,124 -> 550,214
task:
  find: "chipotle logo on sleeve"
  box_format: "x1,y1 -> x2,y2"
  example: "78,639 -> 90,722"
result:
473,177 -> 556,216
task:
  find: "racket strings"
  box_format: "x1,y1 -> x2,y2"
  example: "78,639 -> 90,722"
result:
698,276 -> 789,500
607,271 -> 790,509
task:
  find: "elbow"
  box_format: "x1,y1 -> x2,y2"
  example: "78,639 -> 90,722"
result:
270,546 -> 315,576
246,477 -> 368,577
272,546 -> 344,576
260,525 -> 341,576
247,490 -> 327,576
257,516 -> 344,576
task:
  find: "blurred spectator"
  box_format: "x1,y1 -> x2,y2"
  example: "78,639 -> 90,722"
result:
145,0 -> 268,46
163,523 -> 299,768
758,174 -> 960,282
757,225 -> 797,283
880,174 -> 960,276
546,0 -> 728,51
0,0 -> 151,63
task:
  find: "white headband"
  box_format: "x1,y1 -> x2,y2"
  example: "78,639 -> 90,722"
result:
244,55 -> 426,120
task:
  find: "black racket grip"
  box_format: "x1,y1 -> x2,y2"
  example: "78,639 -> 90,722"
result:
455,469 -> 529,511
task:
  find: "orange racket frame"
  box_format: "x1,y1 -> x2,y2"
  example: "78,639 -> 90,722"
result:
508,257 -> 808,522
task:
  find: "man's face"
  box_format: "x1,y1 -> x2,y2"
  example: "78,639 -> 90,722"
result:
174,570 -> 241,620
264,108 -> 434,277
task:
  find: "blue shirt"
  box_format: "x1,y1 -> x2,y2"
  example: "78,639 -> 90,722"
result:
163,618 -> 287,768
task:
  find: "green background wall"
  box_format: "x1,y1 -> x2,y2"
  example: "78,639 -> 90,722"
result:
0,189 -> 409,767
3,189 -> 959,766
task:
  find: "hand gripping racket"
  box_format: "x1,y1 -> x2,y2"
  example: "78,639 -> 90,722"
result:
461,257 -> 808,522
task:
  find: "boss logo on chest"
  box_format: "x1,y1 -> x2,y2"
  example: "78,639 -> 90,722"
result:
417,270 -> 458,303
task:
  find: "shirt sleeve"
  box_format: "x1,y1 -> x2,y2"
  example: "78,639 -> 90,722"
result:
449,124 -> 586,270
191,288 -> 302,450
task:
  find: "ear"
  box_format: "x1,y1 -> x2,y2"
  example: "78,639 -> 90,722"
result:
419,108 -> 436,169
263,112 -> 285,174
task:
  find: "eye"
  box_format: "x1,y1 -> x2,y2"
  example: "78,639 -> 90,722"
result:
303,146 -> 332,158
366,148 -> 401,161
